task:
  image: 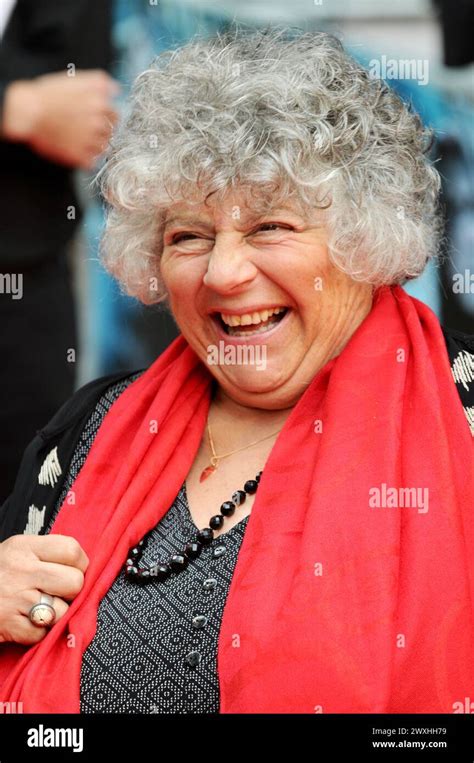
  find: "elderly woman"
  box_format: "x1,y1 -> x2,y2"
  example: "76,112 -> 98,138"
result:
0,29 -> 473,715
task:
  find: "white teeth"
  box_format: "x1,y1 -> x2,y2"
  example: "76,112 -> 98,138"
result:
223,307 -> 289,336
220,306 -> 285,327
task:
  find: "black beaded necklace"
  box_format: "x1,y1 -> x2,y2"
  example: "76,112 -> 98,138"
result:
124,470 -> 262,584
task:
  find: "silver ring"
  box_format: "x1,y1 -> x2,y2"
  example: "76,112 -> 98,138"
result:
28,593 -> 56,627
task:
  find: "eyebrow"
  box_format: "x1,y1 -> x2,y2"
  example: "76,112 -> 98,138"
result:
163,216 -> 212,230
163,209 -> 306,230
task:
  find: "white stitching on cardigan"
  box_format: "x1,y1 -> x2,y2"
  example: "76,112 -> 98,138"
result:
463,406 -> 474,436
451,350 -> 474,392
38,446 -> 62,487
23,504 -> 46,535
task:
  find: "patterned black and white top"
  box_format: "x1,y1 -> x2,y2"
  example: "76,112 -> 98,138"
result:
41,374 -> 249,714
0,326 -> 472,714
80,483 -> 248,714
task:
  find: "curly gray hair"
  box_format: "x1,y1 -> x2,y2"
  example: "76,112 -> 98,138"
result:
98,26 -> 442,305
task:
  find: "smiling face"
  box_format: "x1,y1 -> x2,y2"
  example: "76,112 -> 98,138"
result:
160,188 -> 374,410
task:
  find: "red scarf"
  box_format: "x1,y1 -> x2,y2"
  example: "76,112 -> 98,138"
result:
0,285 -> 473,712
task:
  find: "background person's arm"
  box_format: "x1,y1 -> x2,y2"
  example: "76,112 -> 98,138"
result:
0,0 -> 118,169
0,70 -> 119,170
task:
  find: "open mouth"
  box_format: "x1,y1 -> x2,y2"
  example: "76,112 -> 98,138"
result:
213,307 -> 290,337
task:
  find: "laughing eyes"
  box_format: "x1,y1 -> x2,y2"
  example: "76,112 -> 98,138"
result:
169,223 -> 292,248
255,223 -> 286,234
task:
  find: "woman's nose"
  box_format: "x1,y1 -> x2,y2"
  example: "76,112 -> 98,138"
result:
203,233 -> 257,293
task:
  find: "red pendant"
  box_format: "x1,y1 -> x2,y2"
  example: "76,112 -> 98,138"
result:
199,464 -> 216,482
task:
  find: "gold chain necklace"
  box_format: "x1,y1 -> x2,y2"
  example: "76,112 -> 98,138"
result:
199,418 -> 283,482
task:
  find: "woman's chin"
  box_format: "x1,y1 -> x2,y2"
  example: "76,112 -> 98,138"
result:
212,364 -> 292,398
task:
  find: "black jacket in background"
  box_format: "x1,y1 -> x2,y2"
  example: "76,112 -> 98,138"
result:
0,0 -> 114,268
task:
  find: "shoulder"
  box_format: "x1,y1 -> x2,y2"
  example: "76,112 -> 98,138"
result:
441,325 -> 474,356
0,368 -> 145,541
38,369 -> 145,439
441,325 -> 474,434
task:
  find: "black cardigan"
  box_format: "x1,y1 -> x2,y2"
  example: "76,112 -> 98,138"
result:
1,326 -> 473,542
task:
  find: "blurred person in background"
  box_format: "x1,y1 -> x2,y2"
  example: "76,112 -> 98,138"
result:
0,0 -> 118,503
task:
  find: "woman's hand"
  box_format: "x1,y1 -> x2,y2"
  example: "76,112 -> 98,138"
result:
0,535 -> 89,645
